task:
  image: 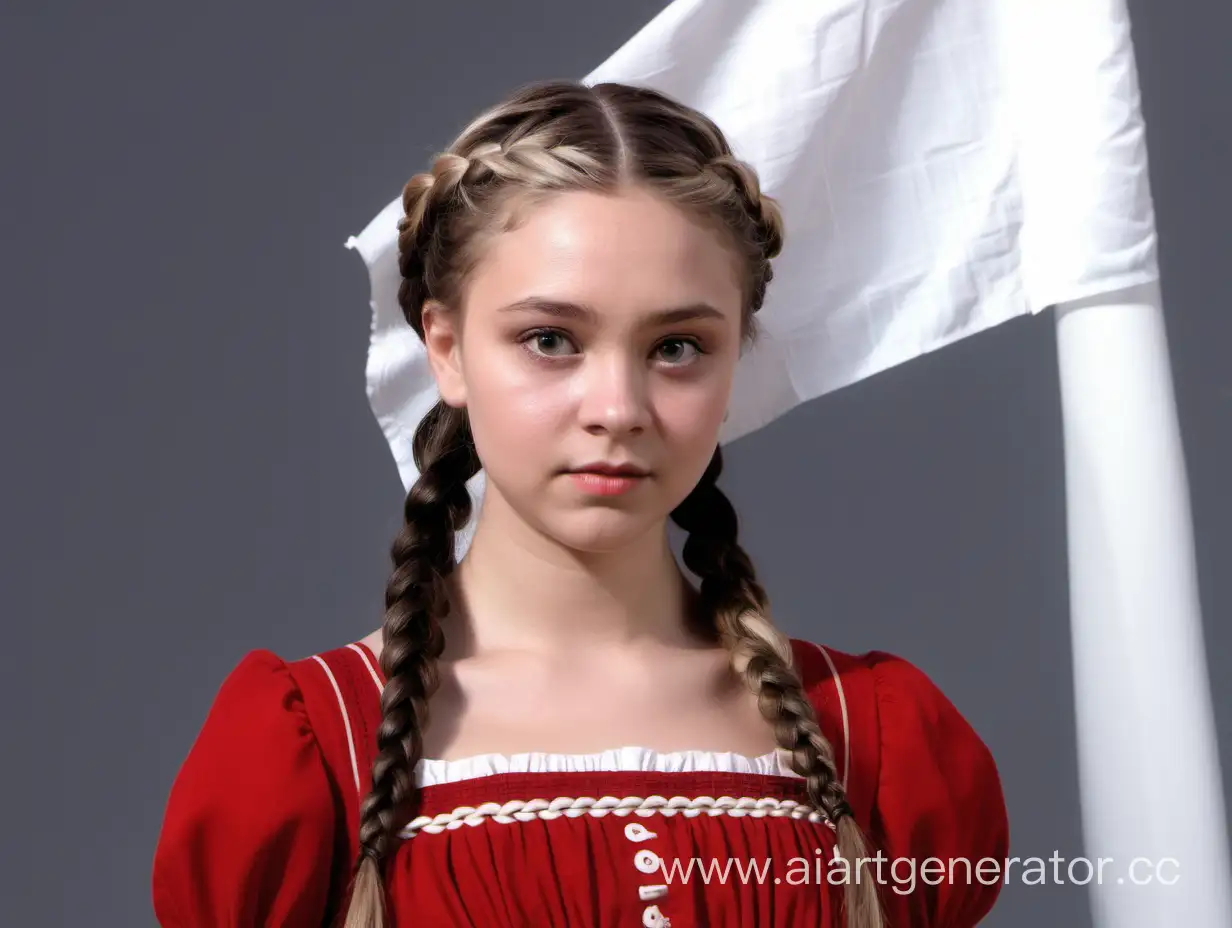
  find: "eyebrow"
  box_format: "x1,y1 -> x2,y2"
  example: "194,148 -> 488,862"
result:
498,297 -> 727,326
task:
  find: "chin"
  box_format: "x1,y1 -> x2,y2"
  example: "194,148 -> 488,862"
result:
541,507 -> 664,555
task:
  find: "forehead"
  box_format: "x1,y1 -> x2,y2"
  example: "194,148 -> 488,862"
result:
462,187 -> 745,321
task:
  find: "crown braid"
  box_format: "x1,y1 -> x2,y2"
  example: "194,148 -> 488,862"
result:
670,447 -> 885,928
702,154 -> 783,312
344,402 -> 479,928
395,136 -> 606,338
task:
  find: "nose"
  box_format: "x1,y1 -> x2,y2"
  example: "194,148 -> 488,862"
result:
577,352 -> 651,436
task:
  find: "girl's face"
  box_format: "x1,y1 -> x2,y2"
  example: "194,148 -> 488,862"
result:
424,186 -> 746,553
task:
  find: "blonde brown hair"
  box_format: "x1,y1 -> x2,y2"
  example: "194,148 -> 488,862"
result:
344,79 -> 885,928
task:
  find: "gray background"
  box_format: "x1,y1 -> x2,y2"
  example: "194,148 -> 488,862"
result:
9,1 -> 1229,925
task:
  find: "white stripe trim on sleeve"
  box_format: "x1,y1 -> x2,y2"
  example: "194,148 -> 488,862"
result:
346,642 -> 384,695
310,654 -> 361,796
812,643 -> 850,791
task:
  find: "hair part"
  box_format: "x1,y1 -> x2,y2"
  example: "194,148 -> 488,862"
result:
344,79 -> 884,928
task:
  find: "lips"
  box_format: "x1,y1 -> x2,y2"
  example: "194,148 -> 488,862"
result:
566,470 -> 646,496
569,463 -> 649,477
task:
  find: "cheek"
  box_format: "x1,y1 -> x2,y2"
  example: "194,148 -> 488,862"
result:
461,349 -> 570,462
657,379 -> 728,439
655,380 -> 731,482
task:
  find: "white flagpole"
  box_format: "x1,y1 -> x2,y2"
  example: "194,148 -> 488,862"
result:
1055,282 -> 1232,927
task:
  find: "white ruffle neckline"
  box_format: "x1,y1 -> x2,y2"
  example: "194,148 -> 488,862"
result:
415,745 -> 798,786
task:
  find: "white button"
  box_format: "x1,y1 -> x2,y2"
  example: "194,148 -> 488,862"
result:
634,849 -> 662,874
642,905 -> 671,927
638,884 -> 668,901
624,822 -> 658,842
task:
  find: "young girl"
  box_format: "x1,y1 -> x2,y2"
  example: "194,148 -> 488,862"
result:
153,80 -> 1008,928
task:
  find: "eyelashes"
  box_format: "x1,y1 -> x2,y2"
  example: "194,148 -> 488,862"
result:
521,328 -> 575,358
517,327 -> 708,367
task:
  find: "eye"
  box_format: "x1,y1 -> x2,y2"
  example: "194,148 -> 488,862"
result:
520,328 -> 578,358
654,337 -> 704,366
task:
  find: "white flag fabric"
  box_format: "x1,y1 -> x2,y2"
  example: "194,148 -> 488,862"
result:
346,0 -> 1158,498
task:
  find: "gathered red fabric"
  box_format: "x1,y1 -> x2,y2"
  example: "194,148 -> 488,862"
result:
152,640 -> 1009,927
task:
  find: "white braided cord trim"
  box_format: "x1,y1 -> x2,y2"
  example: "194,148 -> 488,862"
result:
399,794 -> 835,839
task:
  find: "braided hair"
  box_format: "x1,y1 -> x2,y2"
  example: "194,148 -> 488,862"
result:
343,80 -> 884,928
670,446 -> 884,928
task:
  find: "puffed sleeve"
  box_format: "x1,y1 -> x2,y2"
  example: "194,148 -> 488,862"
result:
868,651 -> 1010,928
152,650 -> 341,927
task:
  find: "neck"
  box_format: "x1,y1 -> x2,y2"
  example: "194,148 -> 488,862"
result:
445,489 -> 701,657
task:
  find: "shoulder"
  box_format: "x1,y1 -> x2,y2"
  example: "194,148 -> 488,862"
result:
153,649 -> 334,847
790,638 -> 957,706
789,639 -> 999,768
164,649 -> 322,782
791,640 -> 1009,926
197,648 -> 311,733
152,644 -> 381,926
163,643 -> 384,795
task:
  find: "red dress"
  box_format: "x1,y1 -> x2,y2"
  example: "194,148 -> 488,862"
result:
152,640 -> 1009,927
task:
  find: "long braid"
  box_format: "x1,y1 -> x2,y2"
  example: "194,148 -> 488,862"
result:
346,139 -> 486,927
344,402 -> 479,928
670,447 -> 886,928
